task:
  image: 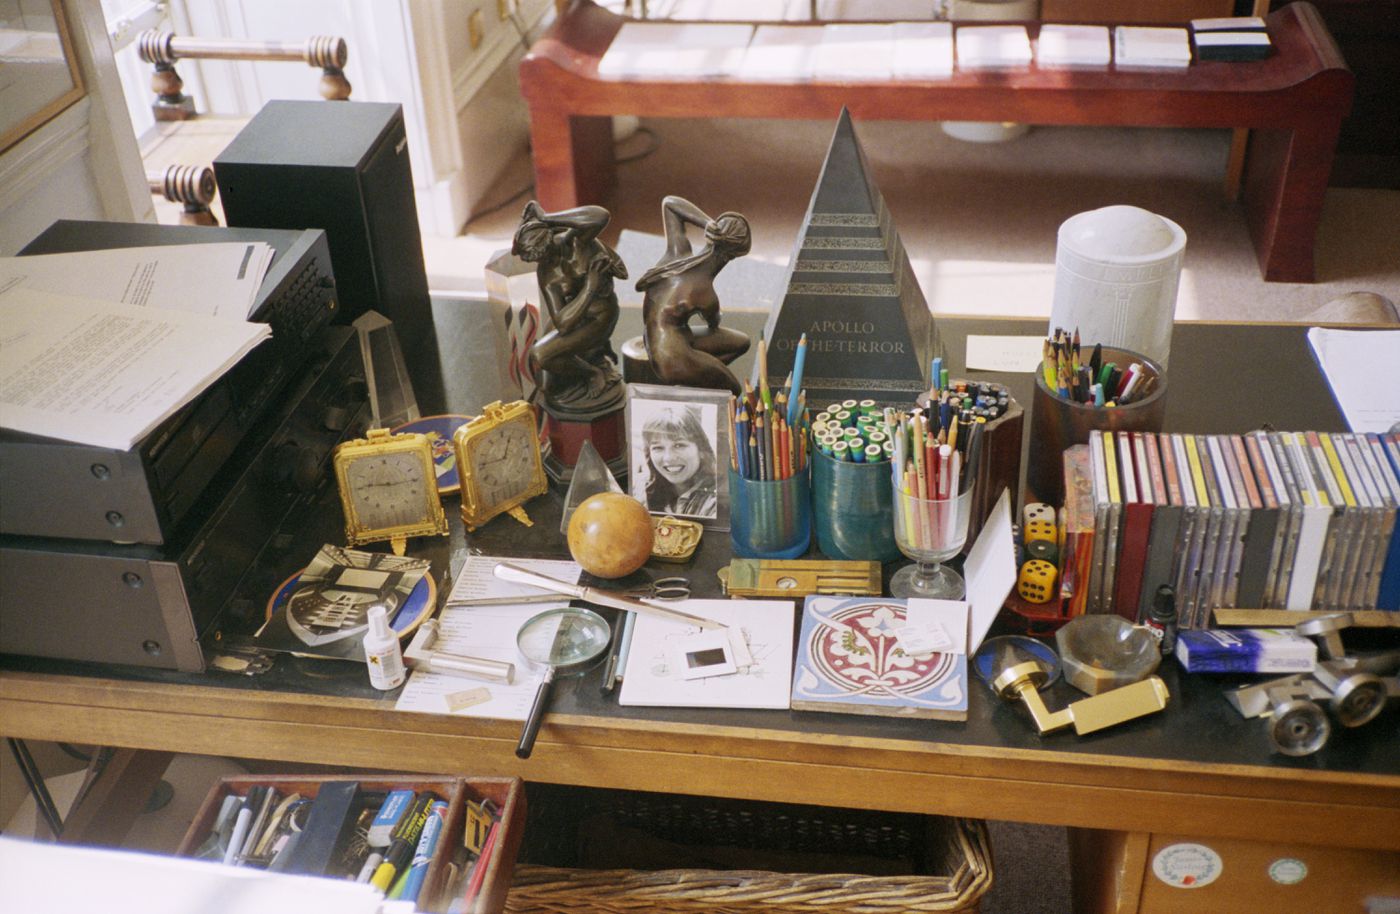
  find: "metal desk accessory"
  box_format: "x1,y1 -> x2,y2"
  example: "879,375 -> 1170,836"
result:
1224,613 -> 1400,757
404,619 -> 515,684
717,559 -> 882,597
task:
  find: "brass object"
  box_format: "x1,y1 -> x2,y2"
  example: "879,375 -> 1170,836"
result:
332,427 -> 448,555
719,559 -> 881,598
1213,608 -> 1400,629
453,400 -> 548,532
992,659 -> 1169,736
651,516 -> 702,562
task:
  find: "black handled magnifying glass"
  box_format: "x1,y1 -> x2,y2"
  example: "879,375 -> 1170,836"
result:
514,607 -> 612,759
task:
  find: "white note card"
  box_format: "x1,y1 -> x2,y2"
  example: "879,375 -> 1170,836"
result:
965,335 -> 1046,373
1306,327 -> 1400,434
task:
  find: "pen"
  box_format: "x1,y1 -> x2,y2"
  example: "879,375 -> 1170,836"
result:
599,610 -> 629,693
397,799 -> 448,904
371,794 -> 434,892
222,802 -> 252,866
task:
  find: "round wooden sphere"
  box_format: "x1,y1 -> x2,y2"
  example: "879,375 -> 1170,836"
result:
567,493 -> 654,579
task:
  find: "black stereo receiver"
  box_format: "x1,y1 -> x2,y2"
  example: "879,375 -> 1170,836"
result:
0,326 -> 367,672
0,220 -> 338,545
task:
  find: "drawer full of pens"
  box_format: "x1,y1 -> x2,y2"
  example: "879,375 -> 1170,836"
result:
177,775 -> 525,914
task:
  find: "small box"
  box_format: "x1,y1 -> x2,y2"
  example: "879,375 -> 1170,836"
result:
179,775 -> 523,914
1174,628 -> 1317,674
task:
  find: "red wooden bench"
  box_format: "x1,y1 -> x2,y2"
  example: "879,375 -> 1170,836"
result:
518,1 -> 1353,283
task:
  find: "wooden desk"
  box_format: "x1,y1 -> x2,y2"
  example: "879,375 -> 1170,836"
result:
518,1 -> 1353,282
1,317 -> 1397,911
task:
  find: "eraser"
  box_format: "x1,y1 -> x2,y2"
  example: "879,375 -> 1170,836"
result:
369,788 -> 416,848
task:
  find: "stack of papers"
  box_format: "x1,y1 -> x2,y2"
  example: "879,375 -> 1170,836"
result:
892,22 -> 954,79
395,556 -> 581,720
955,25 -> 1033,70
0,242 -> 275,450
1306,327 -> 1400,434
813,0 -> 938,19
1114,26 -> 1192,68
738,24 -> 822,80
1036,24 -> 1111,68
598,22 -> 754,78
812,24 -> 895,80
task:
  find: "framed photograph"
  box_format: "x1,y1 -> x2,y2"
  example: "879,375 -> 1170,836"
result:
627,384 -> 730,531
0,0 -> 85,154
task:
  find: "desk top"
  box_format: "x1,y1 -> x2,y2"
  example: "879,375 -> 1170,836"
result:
2,316 -> 1397,851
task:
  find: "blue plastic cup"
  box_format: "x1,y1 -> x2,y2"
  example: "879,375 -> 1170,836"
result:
728,466 -> 811,559
811,449 -> 899,561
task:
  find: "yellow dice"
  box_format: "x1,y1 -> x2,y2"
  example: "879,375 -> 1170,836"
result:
1017,559 -> 1058,604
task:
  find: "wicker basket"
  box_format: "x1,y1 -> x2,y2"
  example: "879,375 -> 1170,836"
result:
504,786 -> 993,914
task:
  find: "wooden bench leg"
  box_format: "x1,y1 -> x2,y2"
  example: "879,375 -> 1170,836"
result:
528,109 -> 617,210
1241,121 -> 1343,284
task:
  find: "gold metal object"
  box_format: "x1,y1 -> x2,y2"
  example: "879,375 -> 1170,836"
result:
333,427 -> 448,555
651,516 -> 702,562
992,659 -> 1169,736
719,559 -> 881,598
1212,609 -> 1400,629
453,400 -> 548,531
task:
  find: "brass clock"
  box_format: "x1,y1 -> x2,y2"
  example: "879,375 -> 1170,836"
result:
453,399 -> 548,531
333,427 -> 449,555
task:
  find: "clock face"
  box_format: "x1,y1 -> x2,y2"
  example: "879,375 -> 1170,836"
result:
345,451 -> 433,530
470,421 -> 537,507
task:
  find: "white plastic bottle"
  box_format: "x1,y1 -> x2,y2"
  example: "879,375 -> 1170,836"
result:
363,603 -> 406,690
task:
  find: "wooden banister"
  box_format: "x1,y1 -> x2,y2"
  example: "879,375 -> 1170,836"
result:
136,30 -> 351,121
147,164 -> 218,226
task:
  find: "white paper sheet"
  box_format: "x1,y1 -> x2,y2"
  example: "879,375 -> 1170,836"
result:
955,25 -> 1033,69
899,598 -> 968,655
599,23 -> 754,78
0,287 -> 271,449
961,487 -> 1019,654
619,599 -> 794,709
1307,327 -> 1400,434
0,242 -> 273,321
892,21 -> 954,79
964,334 -> 1045,372
0,836 -> 384,914
1035,24 -> 1111,67
394,556 -> 581,720
812,24 -> 895,80
738,24 -> 822,80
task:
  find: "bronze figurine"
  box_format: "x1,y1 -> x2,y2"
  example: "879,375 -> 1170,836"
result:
636,196 -> 751,395
513,201 -> 628,414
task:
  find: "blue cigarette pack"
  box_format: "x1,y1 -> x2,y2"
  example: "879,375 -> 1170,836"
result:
1174,628 -> 1317,674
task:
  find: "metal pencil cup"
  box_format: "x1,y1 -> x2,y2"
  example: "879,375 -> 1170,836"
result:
812,449 -> 899,561
728,467 -> 812,559
1026,346 -> 1167,505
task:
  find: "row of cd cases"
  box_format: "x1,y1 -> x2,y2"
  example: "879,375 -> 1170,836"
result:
1060,430 -> 1400,631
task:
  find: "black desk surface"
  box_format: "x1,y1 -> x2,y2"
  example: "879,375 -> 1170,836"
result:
3,315 -> 1396,848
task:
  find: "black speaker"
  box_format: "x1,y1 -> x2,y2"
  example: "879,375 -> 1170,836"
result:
214,100 -> 443,411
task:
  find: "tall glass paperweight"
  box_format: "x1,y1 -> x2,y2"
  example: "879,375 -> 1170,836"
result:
354,310 -> 419,429
559,440 -> 624,534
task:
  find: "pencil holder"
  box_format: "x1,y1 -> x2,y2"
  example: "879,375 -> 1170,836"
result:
728,466 -> 812,559
891,484 -> 976,600
1026,346 -> 1167,506
812,449 -> 899,562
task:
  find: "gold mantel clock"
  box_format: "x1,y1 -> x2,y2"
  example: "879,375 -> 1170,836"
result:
333,427 -> 449,555
453,399 -> 547,531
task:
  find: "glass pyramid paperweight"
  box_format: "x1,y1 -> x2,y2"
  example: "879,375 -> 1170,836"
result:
354,310 -> 420,429
560,439 -> 624,534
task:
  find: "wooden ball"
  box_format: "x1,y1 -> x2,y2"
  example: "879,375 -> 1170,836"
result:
567,493 -> 654,579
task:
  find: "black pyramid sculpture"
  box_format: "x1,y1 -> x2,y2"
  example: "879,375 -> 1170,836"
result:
762,109 -> 938,405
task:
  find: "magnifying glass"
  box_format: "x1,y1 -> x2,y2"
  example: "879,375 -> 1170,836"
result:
515,607 -> 612,759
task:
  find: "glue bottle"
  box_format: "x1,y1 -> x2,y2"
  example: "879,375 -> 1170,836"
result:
1146,585 -> 1178,657
363,603 -> 405,690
